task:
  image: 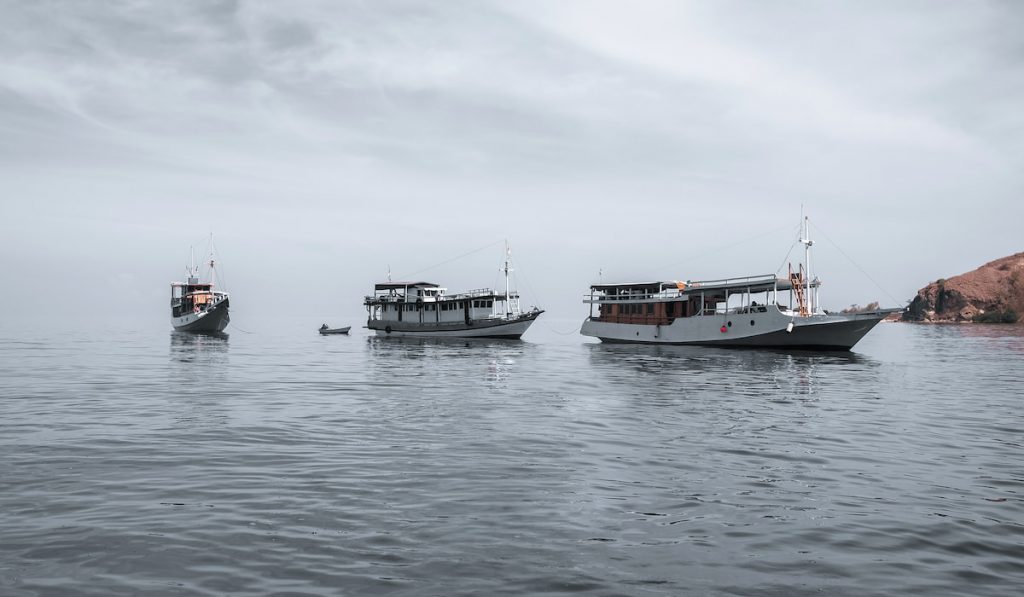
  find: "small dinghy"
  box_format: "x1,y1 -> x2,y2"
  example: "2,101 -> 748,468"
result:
319,324 -> 351,335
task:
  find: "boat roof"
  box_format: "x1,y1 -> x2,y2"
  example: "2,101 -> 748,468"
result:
374,281 -> 440,290
171,282 -> 212,288
589,281 -> 683,293
591,274 -> 804,294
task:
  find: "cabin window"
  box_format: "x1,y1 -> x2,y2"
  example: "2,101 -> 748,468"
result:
647,303 -> 654,315
486,300 -> 493,308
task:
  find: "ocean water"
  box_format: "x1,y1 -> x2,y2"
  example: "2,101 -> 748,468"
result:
1,318 -> 1022,596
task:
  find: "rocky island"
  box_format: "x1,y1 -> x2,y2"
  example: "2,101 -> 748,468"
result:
903,252 -> 1024,323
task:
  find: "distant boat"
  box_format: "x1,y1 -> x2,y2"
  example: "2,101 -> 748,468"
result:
364,244 -> 543,339
319,324 -> 351,335
580,217 -> 898,350
170,246 -> 230,333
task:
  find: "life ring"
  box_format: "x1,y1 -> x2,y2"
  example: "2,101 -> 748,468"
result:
385,325 -> 392,334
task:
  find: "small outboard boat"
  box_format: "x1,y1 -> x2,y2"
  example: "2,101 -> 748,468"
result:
319,324 -> 351,335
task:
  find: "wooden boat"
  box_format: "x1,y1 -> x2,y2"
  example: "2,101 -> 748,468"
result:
319,324 -> 351,335
580,217 -> 899,350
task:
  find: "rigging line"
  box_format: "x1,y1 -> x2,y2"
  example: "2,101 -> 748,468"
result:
649,222 -> 796,276
509,256 -> 545,310
397,239 -> 505,280
774,222 -> 805,275
209,236 -> 229,292
810,222 -> 903,306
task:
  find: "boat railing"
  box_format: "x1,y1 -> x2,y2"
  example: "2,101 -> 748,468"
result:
584,274 -> 787,304
449,288 -> 498,299
367,288 -> 509,304
704,304 -> 772,316
583,291 -> 685,303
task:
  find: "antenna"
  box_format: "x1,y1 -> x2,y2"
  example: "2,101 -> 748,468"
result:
799,214 -> 814,314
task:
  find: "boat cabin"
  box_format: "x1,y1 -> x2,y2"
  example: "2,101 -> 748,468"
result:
585,272 -> 821,325
365,281 -> 521,325
171,276 -> 216,318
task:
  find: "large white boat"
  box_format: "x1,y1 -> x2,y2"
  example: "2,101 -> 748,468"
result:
170,250 -> 230,333
580,218 -> 898,350
364,248 -> 542,338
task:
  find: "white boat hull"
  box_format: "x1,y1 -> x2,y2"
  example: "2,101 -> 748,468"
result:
171,298 -> 230,333
580,306 -> 893,351
368,311 -> 541,339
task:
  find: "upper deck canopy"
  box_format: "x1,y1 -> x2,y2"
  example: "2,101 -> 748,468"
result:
590,274 -> 810,296
589,281 -> 683,294
373,281 -> 440,291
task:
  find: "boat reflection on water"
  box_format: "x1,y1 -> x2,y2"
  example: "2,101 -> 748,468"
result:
169,331 -> 229,364
585,341 -> 878,401
364,335 -> 531,387
167,331 -> 230,428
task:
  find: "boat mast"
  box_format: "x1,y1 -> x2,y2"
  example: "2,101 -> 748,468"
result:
800,215 -> 814,315
206,233 -> 215,289
503,240 -> 512,317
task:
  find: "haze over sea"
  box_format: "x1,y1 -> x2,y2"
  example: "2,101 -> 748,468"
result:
1,316 -> 1022,596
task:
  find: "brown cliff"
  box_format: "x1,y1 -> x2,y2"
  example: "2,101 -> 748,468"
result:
902,252 -> 1024,323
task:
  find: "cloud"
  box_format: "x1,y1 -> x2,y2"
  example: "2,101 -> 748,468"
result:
1,0 -> 1022,320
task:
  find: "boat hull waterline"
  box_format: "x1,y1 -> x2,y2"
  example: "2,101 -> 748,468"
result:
581,307 -> 894,351
172,297 -> 231,333
368,311 -> 542,339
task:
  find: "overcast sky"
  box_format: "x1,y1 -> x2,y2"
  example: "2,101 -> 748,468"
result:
2,0 -> 1022,328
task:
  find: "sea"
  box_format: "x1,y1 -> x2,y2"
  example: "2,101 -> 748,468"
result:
1,317 -> 1022,596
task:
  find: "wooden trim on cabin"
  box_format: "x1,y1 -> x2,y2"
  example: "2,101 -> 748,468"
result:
595,300 -> 701,325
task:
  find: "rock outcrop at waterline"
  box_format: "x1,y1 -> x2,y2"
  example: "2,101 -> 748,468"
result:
902,252 -> 1024,323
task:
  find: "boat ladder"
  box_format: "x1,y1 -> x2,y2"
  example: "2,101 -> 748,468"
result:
789,264 -> 809,317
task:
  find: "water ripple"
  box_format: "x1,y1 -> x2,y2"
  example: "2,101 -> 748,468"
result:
1,323 -> 1022,595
